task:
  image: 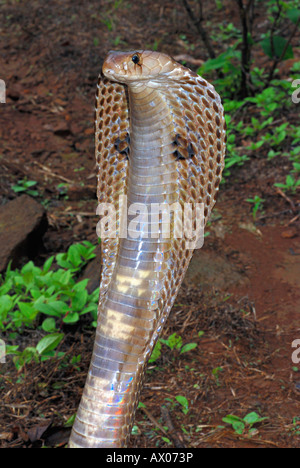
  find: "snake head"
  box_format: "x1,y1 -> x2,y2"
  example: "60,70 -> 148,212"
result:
102,50 -> 185,84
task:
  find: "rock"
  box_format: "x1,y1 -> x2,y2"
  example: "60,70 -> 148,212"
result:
0,195 -> 48,272
80,245 -> 101,293
183,249 -> 247,291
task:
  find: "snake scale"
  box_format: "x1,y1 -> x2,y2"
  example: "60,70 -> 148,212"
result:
68,50 -> 226,448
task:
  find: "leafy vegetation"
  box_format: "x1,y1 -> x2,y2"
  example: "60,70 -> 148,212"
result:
0,242 -> 98,370
222,411 -> 269,436
246,195 -> 265,220
12,179 -> 39,197
192,0 -> 300,191
149,332 -> 198,364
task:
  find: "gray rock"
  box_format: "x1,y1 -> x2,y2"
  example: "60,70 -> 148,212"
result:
0,194 -> 48,272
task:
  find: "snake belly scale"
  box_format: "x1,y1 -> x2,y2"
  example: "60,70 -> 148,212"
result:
68,50 -> 226,448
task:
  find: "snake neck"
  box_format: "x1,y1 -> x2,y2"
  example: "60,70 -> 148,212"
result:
127,84 -> 178,192
102,84 -> 179,345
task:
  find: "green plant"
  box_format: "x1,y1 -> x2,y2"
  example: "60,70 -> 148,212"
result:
0,244 -> 97,331
245,86 -> 289,117
222,114 -> 249,177
10,333 -> 64,370
12,179 -> 39,197
149,332 -> 197,363
222,411 -> 268,435
198,46 -> 242,96
0,242 -> 98,369
246,195 -> 265,220
212,366 -> 223,386
292,162 -> 300,174
164,395 -> 190,415
175,395 -> 189,415
274,174 -> 300,194
290,417 -> 300,436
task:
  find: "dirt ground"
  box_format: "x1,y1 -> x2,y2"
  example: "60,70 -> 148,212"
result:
0,0 -> 299,448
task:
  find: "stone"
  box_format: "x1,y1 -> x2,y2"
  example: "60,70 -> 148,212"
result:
183,249 -> 247,291
80,245 -> 101,293
0,194 -> 48,272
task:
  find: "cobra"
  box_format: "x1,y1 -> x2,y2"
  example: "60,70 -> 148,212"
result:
68,50 -> 226,448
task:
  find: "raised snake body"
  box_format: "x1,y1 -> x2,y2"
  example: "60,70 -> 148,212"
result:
68,50 -> 226,448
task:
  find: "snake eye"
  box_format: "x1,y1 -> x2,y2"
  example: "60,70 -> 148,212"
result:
132,54 -> 140,64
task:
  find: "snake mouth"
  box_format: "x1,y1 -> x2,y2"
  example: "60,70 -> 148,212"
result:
102,50 -> 142,81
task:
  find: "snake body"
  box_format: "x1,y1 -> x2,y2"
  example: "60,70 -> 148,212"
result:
68,50 -> 226,448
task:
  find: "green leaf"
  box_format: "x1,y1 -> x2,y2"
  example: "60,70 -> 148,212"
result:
222,415 -> 245,434
43,256 -> 54,274
41,318 -> 57,332
0,295 -> 14,316
5,345 -> 20,355
64,413 -> 76,427
21,261 -> 41,275
284,175 -> 294,188
18,302 -> 38,323
287,8 -> 300,25
73,279 -> 89,291
222,414 -> 243,424
89,287 -> 100,302
53,269 -> 72,286
166,332 -> 183,350
180,342 -> 197,354
22,271 -> 35,287
243,412 -> 263,425
67,244 -> 82,268
175,395 -> 189,414
232,421 -> 245,434
55,253 -> 72,269
149,340 -> 162,363
260,36 -> 294,60
72,289 -> 88,312
80,303 -> 98,317
35,301 -> 69,317
161,437 -> 171,444
25,181 -> 37,188
62,312 -> 79,324
36,333 -> 64,355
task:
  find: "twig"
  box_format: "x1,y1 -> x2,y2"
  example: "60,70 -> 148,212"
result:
283,213 -> 300,227
235,0 -> 255,98
140,406 -> 169,436
275,187 -> 297,213
58,211 -> 98,217
182,0 -> 216,59
161,406 -> 186,448
265,15 -> 300,86
33,161 -> 74,184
